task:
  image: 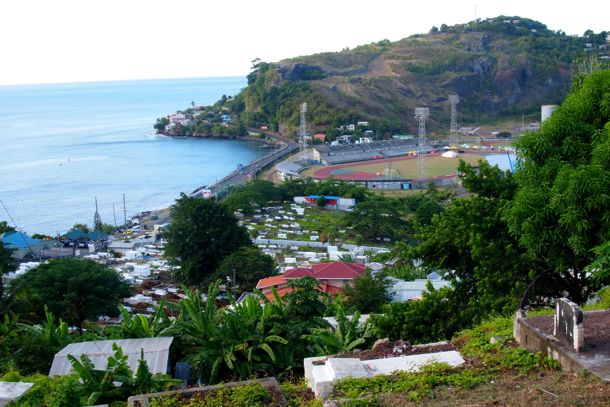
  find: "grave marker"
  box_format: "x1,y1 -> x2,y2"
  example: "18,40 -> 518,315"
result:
553,298 -> 584,352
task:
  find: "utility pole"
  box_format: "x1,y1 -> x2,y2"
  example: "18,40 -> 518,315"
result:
449,94 -> 460,146
112,203 -> 117,227
122,193 -> 127,226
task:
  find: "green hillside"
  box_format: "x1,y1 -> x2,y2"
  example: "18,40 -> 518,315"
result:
228,16 -> 607,137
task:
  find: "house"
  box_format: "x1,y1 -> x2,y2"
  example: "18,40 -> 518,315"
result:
293,196 -> 356,211
275,162 -> 303,181
220,114 -> 233,122
108,240 -> 142,256
256,262 -> 366,302
1,231 -> 53,260
386,276 -> 451,302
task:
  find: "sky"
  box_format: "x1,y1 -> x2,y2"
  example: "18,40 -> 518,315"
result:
1,0 -> 608,86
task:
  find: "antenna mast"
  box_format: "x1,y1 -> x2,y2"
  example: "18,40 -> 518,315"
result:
449,94 -> 460,147
414,107 -> 430,183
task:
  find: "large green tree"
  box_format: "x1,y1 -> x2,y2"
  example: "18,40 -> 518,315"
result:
164,194 -> 252,286
213,246 -> 276,294
341,271 -> 392,313
9,258 -> 130,330
347,197 -> 408,242
416,160 -> 530,315
0,242 -> 16,301
507,70 -> 610,304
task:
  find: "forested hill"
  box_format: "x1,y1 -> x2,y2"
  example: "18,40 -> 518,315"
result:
228,16 -> 607,137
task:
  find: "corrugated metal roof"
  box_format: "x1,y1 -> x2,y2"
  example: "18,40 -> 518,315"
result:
49,337 -> 174,377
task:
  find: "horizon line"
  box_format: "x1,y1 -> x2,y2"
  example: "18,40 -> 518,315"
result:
0,73 -> 249,88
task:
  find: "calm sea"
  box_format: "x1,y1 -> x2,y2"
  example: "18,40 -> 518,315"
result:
0,77 -> 261,235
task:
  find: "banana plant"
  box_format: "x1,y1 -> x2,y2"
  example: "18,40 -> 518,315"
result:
117,301 -> 175,338
177,282 -> 288,384
17,305 -> 71,347
68,343 -> 180,405
304,302 -> 373,355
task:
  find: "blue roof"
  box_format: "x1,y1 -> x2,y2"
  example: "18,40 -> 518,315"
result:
2,231 -> 44,249
307,195 -> 341,200
63,230 -> 86,240
86,231 -> 108,241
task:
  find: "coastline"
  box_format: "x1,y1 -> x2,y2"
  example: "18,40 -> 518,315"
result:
136,132 -> 297,228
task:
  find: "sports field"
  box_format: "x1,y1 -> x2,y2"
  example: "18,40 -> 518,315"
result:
303,153 -> 487,181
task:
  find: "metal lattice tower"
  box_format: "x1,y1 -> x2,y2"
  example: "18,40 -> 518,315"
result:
414,107 -> 430,181
449,94 -> 460,146
299,102 -> 308,153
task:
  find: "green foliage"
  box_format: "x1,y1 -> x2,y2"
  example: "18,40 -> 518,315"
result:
507,69 -> 610,304
372,285 -> 473,344
154,116 -> 169,131
304,301 -> 373,355
281,380 -> 324,407
214,246 -> 276,295
2,310 -> 72,375
164,193 -> 252,286
0,241 -> 16,300
341,272 -> 392,314
67,343 -> 180,405
333,362 -> 491,402
148,384 -> 272,407
110,302 -> 175,339
16,305 -> 71,349
303,179 -> 370,203
228,19 -> 595,134
175,282 -> 288,384
9,258 -> 131,330
416,160 -> 528,317
70,223 -> 90,233
2,371 -> 83,407
283,277 -> 328,321
456,317 -> 560,373
347,197 -> 408,242
223,180 -> 287,215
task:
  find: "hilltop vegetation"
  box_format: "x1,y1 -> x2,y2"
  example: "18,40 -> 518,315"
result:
228,16 -> 607,137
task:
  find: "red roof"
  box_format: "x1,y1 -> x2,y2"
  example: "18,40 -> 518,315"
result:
255,262 -> 366,301
263,287 -> 294,301
312,262 -> 365,279
256,275 -> 286,289
283,267 -> 315,279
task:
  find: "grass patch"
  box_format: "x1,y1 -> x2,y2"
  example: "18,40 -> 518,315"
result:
455,317 -> 560,374
333,362 -> 492,404
281,380 -> 323,407
148,383 -> 272,407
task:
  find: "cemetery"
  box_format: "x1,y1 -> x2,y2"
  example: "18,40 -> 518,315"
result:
239,202 -> 391,274
514,298 -> 610,381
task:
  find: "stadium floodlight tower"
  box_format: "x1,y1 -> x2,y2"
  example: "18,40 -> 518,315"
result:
449,94 -> 460,146
414,107 -> 430,182
299,102 -> 308,156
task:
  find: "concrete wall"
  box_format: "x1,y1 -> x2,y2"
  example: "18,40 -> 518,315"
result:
513,312 -> 583,373
128,377 -> 286,407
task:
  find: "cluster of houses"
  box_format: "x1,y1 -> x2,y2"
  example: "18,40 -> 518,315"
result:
163,106 -> 234,134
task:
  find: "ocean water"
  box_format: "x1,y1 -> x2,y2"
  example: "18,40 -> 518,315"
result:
0,77 -> 262,235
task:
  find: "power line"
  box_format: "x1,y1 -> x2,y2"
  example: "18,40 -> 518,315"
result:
0,197 -> 37,255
